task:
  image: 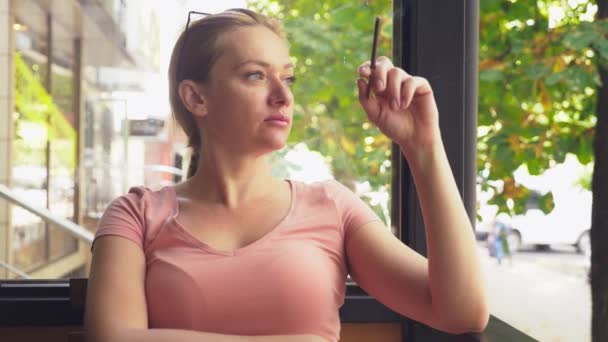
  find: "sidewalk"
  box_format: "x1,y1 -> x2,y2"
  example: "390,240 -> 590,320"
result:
480,247 -> 590,342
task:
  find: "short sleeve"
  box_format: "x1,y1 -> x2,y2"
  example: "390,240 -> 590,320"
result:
91,187 -> 147,252
324,180 -> 383,244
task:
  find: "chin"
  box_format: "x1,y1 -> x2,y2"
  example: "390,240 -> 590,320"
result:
259,136 -> 289,154
250,128 -> 291,154
269,139 -> 288,151
269,130 -> 291,146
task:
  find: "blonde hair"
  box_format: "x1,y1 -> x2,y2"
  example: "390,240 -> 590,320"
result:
168,8 -> 286,178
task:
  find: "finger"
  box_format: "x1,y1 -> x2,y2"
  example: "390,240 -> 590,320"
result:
386,68 -> 406,110
371,61 -> 390,94
357,78 -> 379,122
375,56 -> 394,68
358,61 -> 372,77
358,57 -> 394,78
400,76 -> 432,110
400,76 -> 417,110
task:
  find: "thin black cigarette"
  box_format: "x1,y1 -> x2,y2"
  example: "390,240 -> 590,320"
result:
366,16 -> 381,99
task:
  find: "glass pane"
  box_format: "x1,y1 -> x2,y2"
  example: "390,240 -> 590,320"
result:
4,0 -> 395,283
250,0 -> 395,230
82,99 -> 128,220
7,10 -> 80,279
478,2 -> 594,340
48,55 -> 78,263
11,16 -> 51,274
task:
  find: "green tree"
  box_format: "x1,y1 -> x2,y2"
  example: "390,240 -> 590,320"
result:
478,1 -> 608,339
478,0 -> 605,215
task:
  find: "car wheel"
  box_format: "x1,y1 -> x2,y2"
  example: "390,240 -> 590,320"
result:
507,230 -> 521,253
576,231 -> 591,256
532,244 -> 550,251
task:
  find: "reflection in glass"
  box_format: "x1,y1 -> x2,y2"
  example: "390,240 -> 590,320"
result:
11,16 -> 78,273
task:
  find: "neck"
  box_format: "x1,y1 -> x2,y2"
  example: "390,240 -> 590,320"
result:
185,143 -> 280,208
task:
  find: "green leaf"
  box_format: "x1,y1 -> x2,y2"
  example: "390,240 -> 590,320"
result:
594,38 -> 608,61
577,134 -> 594,164
538,191 -> 555,214
545,72 -> 562,86
526,158 -> 542,175
480,69 -> 504,82
524,63 -> 551,80
563,30 -> 600,51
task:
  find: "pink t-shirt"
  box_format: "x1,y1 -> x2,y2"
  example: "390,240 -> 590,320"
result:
92,179 -> 382,342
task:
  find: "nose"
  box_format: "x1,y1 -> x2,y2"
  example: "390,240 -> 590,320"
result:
267,76 -> 293,107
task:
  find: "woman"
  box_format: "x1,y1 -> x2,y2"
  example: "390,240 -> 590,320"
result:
84,8 -> 488,342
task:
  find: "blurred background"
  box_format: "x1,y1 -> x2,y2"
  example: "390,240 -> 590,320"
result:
0,0 -> 599,341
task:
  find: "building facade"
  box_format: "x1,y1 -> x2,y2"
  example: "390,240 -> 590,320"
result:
0,0 -> 163,279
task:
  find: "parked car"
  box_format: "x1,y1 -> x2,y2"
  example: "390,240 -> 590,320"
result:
476,155 -> 592,255
477,191 -> 591,255
506,204 -> 590,255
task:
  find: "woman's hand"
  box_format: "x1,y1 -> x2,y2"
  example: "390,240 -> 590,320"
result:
357,56 -> 441,155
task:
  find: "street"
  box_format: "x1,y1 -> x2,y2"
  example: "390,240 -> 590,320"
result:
479,242 -> 590,342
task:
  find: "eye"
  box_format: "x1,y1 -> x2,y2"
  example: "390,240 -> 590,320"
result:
246,71 -> 265,81
284,76 -> 297,87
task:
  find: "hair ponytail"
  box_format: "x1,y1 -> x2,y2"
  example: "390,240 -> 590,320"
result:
187,148 -> 200,178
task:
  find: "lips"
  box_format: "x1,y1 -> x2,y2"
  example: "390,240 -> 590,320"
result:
264,113 -> 291,124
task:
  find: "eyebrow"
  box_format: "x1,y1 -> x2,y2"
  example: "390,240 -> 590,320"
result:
235,60 -> 294,70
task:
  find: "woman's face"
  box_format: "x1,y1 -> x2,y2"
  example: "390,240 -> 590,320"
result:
200,25 -> 295,155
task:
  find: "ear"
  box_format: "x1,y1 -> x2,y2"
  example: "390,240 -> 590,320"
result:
178,80 -> 208,118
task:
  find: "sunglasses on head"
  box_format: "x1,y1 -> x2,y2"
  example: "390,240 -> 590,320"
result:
176,11 -> 212,82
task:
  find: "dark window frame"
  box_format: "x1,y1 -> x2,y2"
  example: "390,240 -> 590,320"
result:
1,1 -> 536,341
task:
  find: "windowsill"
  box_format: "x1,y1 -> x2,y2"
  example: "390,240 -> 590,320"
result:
0,278 -> 537,341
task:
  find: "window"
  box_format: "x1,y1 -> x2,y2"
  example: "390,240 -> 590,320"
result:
10,15 -> 78,275
2,2 -> 537,341
477,1 -> 596,340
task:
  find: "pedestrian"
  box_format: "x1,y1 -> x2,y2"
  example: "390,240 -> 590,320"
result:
84,8 -> 489,342
488,218 -> 512,266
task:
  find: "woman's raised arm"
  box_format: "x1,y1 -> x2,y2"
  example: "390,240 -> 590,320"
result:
347,56 -> 489,333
